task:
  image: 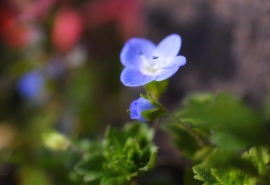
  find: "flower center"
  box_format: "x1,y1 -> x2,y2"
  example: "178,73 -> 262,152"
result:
138,51 -> 161,75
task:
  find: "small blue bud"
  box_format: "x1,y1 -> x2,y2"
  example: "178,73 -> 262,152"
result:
129,97 -> 155,122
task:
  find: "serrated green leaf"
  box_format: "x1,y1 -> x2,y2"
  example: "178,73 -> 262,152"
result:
193,147 -> 270,185
193,164 -> 219,185
172,93 -> 267,151
74,122 -> 157,185
162,122 -> 200,158
139,151 -> 157,171
206,150 -> 258,177
242,146 -> 270,176
211,168 -> 245,185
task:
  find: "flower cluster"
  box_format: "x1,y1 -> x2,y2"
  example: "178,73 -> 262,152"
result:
120,34 -> 186,121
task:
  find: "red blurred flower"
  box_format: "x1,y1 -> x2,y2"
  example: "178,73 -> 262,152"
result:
12,0 -> 55,21
52,8 -> 84,53
82,0 -> 145,40
0,10 -> 29,49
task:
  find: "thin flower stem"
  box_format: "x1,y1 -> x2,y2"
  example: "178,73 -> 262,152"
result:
163,108 -> 205,148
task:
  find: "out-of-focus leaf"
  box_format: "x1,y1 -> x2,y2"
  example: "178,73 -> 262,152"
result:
162,122 -> 200,158
20,166 -> 51,185
142,108 -> 167,122
144,80 -> 168,100
206,150 -> 258,176
42,130 -> 71,151
171,93 -> 267,151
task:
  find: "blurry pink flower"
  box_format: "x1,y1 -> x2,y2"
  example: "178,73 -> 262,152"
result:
82,0 -> 145,40
0,10 -> 29,49
12,0 -> 55,21
52,8 -> 83,52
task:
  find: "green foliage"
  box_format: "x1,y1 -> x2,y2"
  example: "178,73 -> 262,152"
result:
193,146 -> 270,185
144,80 -> 168,100
169,93 -> 267,152
193,163 -> 219,185
162,122 -> 200,158
140,94 -> 167,122
74,122 -> 157,185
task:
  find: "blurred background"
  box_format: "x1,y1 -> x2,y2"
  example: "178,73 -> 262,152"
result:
0,0 -> 269,184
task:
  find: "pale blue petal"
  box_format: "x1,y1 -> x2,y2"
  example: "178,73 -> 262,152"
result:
121,68 -> 154,87
129,99 -> 139,119
154,56 -> 186,81
137,97 -> 155,121
120,38 -> 156,67
167,55 -> 186,66
153,34 -> 181,63
137,97 -> 155,113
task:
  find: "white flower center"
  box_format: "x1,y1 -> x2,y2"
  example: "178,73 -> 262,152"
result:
138,51 -> 162,75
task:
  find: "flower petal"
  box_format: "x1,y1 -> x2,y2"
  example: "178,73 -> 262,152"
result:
167,55 -> 186,66
137,97 -> 155,121
153,34 -> 181,63
120,68 -> 154,87
154,56 -> 186,81
129,99 -> 139,119
120,38 -> 156,67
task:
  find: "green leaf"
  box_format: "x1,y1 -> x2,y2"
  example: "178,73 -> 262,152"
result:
210,131 -> 247,151
144,93 -> 163,109
144,80 -> 168,99
193,147 -> 270,185
141,108 -> 167,122
193,164 -> 219,185
139,151 -> 157,171
242,146 -> 270,176
206,150 -> 258,176
211,168 -> 245,185
162,122 -> 200,158
74,122 -> 157,185
173,93 -> 267,151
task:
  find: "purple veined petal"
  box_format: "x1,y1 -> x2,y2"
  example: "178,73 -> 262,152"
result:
120,67 -> 155,87
154,57 -> 186,81
120,38 -> 156,68
136,97 -> 155,121
153,34 -> 181,63
129,99 -> 139,119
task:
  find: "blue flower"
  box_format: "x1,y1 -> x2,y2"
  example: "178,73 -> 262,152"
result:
17,71 -> 44,98
129,97 -> 155,122
120,34 -> 186,87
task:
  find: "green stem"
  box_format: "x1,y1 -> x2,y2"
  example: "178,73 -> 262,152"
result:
163,108 -> 206,148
